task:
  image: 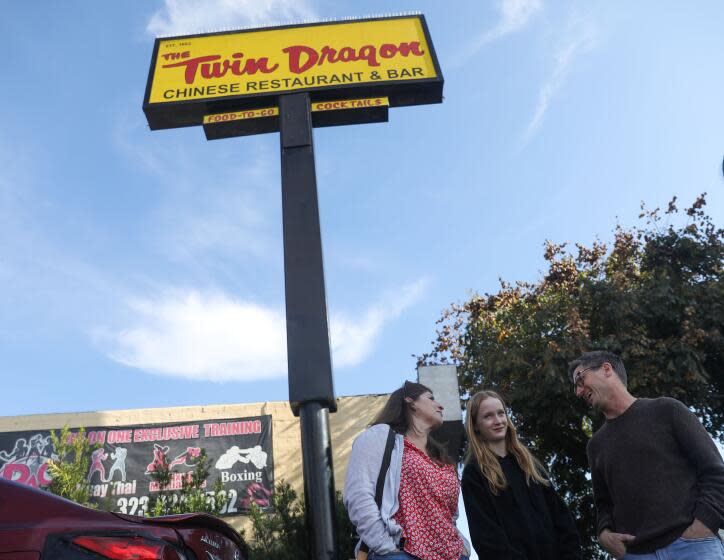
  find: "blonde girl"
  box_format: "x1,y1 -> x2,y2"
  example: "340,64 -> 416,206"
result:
461,390 -> 581,560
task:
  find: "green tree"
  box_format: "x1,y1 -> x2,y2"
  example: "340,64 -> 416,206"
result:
418,195 -> 723,558
46,426 -> 99,507
247,480 -> 356,560
335,488 -> 358,560
147,448 -> 226,516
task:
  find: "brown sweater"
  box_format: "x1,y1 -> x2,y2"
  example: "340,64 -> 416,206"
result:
587,397 -> 724,554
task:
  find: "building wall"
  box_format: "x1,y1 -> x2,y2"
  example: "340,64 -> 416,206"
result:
0,394 -> 388,535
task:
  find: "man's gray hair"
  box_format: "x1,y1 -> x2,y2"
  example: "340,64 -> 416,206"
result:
568,350 -> 627,387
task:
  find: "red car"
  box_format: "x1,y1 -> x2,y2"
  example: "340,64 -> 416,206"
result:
0,478 -> 248,560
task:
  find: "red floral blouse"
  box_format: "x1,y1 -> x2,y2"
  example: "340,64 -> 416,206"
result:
392,438 -> 465,560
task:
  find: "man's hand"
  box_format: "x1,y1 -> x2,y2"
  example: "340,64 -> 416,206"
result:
681,518 -> 715,539
598,529 -> 635,559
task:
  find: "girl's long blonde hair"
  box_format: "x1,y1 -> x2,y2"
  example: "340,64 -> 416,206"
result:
464,390 -> 549,495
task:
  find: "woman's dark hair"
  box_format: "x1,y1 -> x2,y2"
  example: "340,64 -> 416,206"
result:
371,381 -> 453,465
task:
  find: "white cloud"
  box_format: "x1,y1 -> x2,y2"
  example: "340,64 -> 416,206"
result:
103,290 -> 288,381
330,279 -> 428,367
521,18 -> 597,145
459,0 -> 542,61
147,0 -> 316,37
100,280 -> 428,381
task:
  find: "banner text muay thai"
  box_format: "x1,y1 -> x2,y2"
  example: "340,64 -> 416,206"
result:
0,415 -> 273,517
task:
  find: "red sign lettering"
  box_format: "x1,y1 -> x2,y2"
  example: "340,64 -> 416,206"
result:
162,53 -> 279,84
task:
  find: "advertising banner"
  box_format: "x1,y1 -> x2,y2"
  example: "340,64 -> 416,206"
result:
0,416 -> 273,517
143,15 -> 443,130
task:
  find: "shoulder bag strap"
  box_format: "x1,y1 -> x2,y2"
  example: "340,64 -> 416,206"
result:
359,426 -> 397,556
374,426 -> 396,507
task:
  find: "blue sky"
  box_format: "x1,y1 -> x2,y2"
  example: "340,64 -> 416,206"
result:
1,0 -> 723,419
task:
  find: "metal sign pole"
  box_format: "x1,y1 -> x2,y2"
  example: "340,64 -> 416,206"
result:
143,17 -> 444,560
279,91 -> 338,560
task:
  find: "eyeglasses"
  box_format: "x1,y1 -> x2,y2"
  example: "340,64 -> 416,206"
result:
572,364 -> 600,390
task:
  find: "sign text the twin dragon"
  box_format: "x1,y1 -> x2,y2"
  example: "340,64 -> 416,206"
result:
143,15 -> 443,134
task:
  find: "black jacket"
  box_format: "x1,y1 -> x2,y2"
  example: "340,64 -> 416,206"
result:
461,455 -> 581,560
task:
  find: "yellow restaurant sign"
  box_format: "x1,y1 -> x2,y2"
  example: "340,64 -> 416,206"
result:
143,15 -> 442,130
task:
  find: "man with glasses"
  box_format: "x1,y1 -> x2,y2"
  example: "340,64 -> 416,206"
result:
569,350 -> 724,559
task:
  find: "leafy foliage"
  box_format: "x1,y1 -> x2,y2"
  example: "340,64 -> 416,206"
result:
418,195 -> 723,558
46,426 -> 99,507
247,481 -> 356,560
146,447 -> 225,516
335,488 -> 358,559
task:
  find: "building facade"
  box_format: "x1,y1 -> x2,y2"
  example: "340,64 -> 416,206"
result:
0,366 -> 463,537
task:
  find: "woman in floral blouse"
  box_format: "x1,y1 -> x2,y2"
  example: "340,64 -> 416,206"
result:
345,381 -> 470,560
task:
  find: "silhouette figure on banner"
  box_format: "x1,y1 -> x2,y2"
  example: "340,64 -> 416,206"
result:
215,445 -> 268,470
